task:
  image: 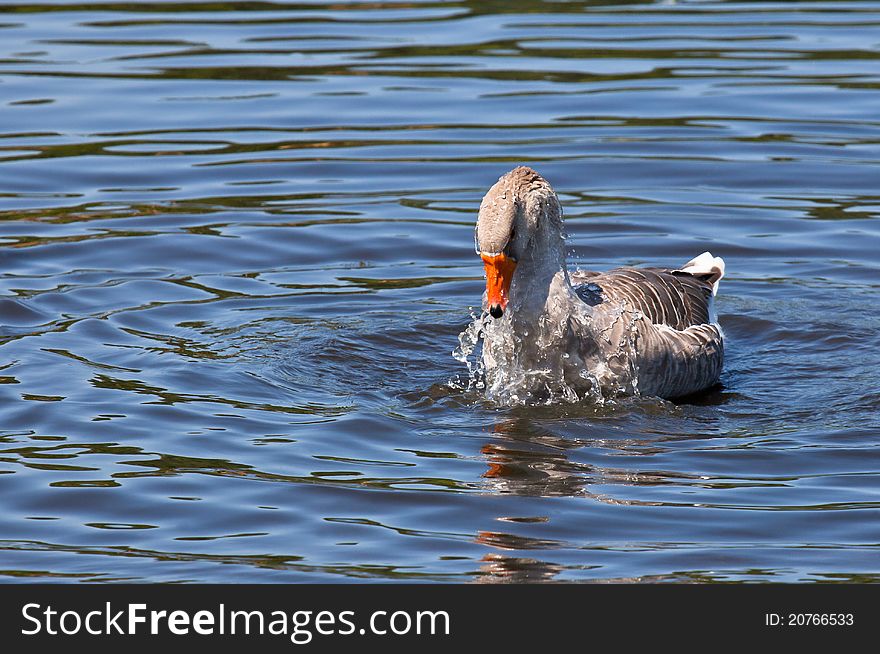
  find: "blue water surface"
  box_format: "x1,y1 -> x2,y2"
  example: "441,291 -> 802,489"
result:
0,0 -> 878,582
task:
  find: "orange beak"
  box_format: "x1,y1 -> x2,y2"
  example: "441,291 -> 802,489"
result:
480,252 -> 517,318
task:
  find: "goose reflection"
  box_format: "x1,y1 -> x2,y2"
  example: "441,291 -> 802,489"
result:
480,415 -> 653,500
470,414 -> 720,583
473,552 -> 565,583
480,425 -> 591,498
478,413 -> 725,500
470,417 -> 593,583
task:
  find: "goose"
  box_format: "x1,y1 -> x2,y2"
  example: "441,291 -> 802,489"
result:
473,166 -> 724,402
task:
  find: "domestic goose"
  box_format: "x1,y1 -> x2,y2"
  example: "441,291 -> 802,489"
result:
473,166 -> 724,401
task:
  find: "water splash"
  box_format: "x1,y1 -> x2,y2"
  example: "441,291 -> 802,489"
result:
451,309 -> 489,391
453,297 -> 644,407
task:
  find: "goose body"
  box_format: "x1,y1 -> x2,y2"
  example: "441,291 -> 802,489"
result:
473,166 -> 725,401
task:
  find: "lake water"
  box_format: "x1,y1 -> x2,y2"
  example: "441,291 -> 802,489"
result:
1,0 -> 878,583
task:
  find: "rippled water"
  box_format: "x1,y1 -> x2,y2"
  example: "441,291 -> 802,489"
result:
1,1 -> 878,583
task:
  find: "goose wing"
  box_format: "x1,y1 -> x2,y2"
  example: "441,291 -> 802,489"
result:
570,253 -> 726,397
571,267 -> 716,329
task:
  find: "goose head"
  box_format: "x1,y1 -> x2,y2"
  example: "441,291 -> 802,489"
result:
475,166 -> 565,318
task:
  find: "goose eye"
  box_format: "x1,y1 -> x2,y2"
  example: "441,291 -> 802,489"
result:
504,229 -> 518,261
